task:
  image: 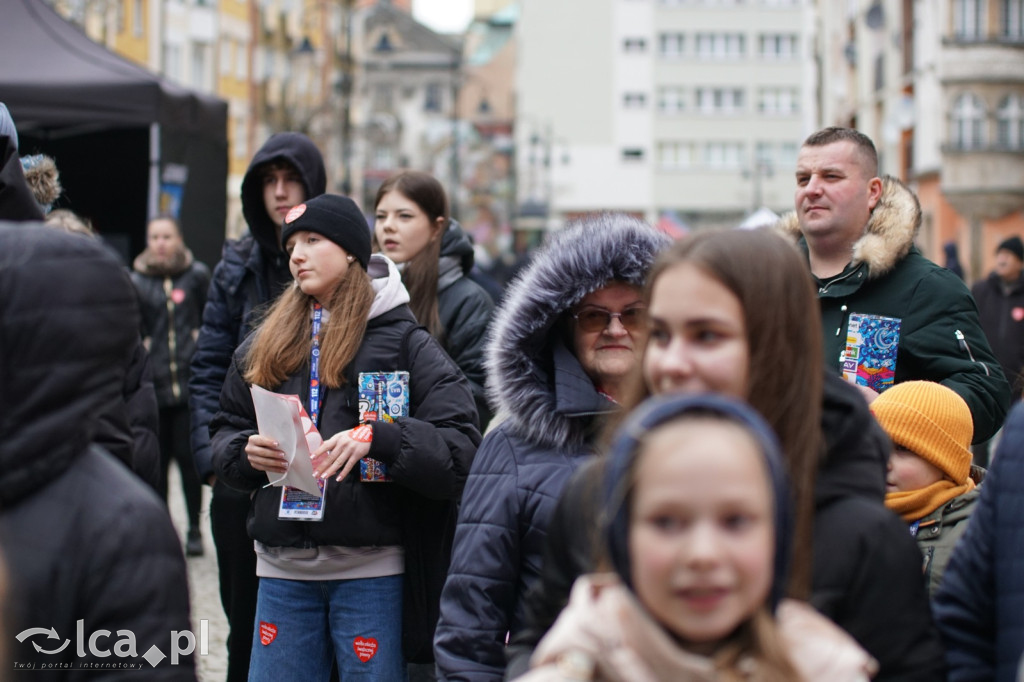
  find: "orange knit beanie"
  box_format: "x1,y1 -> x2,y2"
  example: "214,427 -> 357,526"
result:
870,381 -> 973,484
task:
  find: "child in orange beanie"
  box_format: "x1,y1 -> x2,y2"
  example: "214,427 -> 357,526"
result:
871,381 -> 983,596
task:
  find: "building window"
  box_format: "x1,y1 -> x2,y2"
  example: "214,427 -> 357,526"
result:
623,92 -> 647,108
235,41 -> 247,80
658,32 -> 685,57
219,40 -> 231,75
623,37 -> 648,52
703,141 -> 744,169
953,0 -> 986,40
164,44 -> 182,82
758,33 -> 798,59
132,0 -> 143,37
951,93 -> 986,149
779,142 -> 798,167
192,42 -> 209,90
375,84 -> 395,111
1004,0 -> 1024,38
695,32 -> 745,59
758,87 -> 798,114
695,87 -> 745,114
657,142 -> 694,169
622,148 -> 646,161
997,94 -> 1024,148
424,83 -> 442,112
657,86 -> 686,113
232,115 -> 247,159
373,145 -> 395,170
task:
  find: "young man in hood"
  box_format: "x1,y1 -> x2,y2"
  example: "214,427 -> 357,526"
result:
189,131 -> 326,682
781,126 -> 1009,444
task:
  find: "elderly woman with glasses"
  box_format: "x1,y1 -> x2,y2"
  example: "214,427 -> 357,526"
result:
433,213 -> 668,680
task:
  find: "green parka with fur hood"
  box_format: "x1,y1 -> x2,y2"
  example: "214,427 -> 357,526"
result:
777,175 -> 1010,443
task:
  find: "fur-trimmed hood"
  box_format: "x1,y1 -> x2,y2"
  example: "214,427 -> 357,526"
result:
776,175 -> 922,280
486,214 -> 669,449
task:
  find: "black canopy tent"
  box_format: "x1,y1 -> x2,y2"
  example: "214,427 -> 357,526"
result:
0,0 -> 229,267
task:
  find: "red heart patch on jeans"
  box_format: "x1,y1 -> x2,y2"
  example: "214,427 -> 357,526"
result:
259,622 -> 277,646
353,636 -> 378,663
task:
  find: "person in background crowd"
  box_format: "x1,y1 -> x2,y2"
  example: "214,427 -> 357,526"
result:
517,394 -> 876,682
20,153 -> 61,215
434,214 -> 669,680
211,194 -> 480,680
45,207 -> 95,236
131,215 -> 211,556
970,235 -> 1024,465
189,131 -> 326,682
507,229 -> 945,681
0,224 -> 196,679
779,126 -> 1009,442
944,241 -> 965,281
374,170 -> 496,428
873,381 -> 983,597
933,401 -> 1024,681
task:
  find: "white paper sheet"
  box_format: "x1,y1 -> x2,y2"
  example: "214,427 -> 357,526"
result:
249,385 -> 324,497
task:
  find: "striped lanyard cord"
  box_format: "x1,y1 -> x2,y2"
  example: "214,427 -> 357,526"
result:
309,302 -> 323,426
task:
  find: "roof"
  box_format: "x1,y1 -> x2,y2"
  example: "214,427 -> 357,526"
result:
0,0 -> 226,139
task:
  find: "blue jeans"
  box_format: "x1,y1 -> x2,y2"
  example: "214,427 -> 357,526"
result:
248,575 -> 406,681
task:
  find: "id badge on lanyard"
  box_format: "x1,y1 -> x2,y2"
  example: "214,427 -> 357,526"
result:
278,303 -> 327,521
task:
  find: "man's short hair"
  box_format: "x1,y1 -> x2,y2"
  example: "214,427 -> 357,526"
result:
258,158 -> 299,179
802,126 -> 879,177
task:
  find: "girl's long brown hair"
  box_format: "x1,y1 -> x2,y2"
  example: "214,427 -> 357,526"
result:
613,228 -> 823,600
244,265 -> 374,389
374,171 -> 446,340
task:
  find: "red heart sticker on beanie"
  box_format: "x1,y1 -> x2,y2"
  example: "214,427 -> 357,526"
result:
259,622 -> 277,646
353,636 -> 378,663
285,204 -> 306,223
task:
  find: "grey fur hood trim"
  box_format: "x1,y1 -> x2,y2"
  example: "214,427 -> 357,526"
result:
486,213 -> 669,448
776,175 -> 921,280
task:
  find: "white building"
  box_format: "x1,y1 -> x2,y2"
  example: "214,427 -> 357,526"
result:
515,0 -> 810,231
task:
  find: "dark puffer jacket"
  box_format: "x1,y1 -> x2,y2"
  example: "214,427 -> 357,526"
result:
971,272 -> 1024,396
438,220 -> 495,427
504,372 -> 946,682
189,132 -> 326,480
210,256 -> 481,663
933,402 -> 1024,681
131,249 -> 211,408
0,224 -> 195,679
433,214 -> 669,681
778,176 -> 1010,443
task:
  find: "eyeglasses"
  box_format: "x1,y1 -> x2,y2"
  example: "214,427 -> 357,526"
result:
571,306 -> 646,333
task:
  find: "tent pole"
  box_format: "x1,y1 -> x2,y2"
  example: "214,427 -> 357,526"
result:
148,123 -> 160,219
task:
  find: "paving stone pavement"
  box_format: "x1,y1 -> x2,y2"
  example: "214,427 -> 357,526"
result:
166,467 -> 229,681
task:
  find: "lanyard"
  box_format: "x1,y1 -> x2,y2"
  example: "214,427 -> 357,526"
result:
309,302 -> 323,426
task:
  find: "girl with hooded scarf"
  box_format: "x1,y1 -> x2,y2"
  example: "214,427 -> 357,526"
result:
516,394 -> 875,681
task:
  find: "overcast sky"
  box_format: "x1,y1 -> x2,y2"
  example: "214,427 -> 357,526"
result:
412,0 -> 473,33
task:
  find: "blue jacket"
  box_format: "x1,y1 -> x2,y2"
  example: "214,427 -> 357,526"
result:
933,401 -> 1024,681
433,214 -> 669,681
189,132 -> 326,480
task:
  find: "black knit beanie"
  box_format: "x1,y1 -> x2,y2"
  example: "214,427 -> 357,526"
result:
997,236 -> 1024,262
280,194 -> 372,269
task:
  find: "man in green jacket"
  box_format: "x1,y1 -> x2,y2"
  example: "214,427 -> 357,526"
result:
777,126 -> 1009,442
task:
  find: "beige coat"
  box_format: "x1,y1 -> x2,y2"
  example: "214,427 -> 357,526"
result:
515,574 -> 877,682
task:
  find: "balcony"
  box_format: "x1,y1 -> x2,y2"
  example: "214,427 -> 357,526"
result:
940,145 -> 1024,218
940,41 -> 1024,85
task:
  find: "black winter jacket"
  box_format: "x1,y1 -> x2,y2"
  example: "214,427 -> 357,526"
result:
190,132 -> 326,480
934,402 -> 1024,681
971,272 -> 1024,396
211,260 -> 480,662
438,220 -> 495,427
434,214 -> 669,681
0,224 -> 195,679
505,372 -> 946,682
131,249 -> 211,407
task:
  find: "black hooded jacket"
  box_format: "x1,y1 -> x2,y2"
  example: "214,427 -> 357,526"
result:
0,132 -> 44,222
505,373 -> 946,681
0,225 -> 194,679
438,220 -> 495,426
190,132 -> 326,480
